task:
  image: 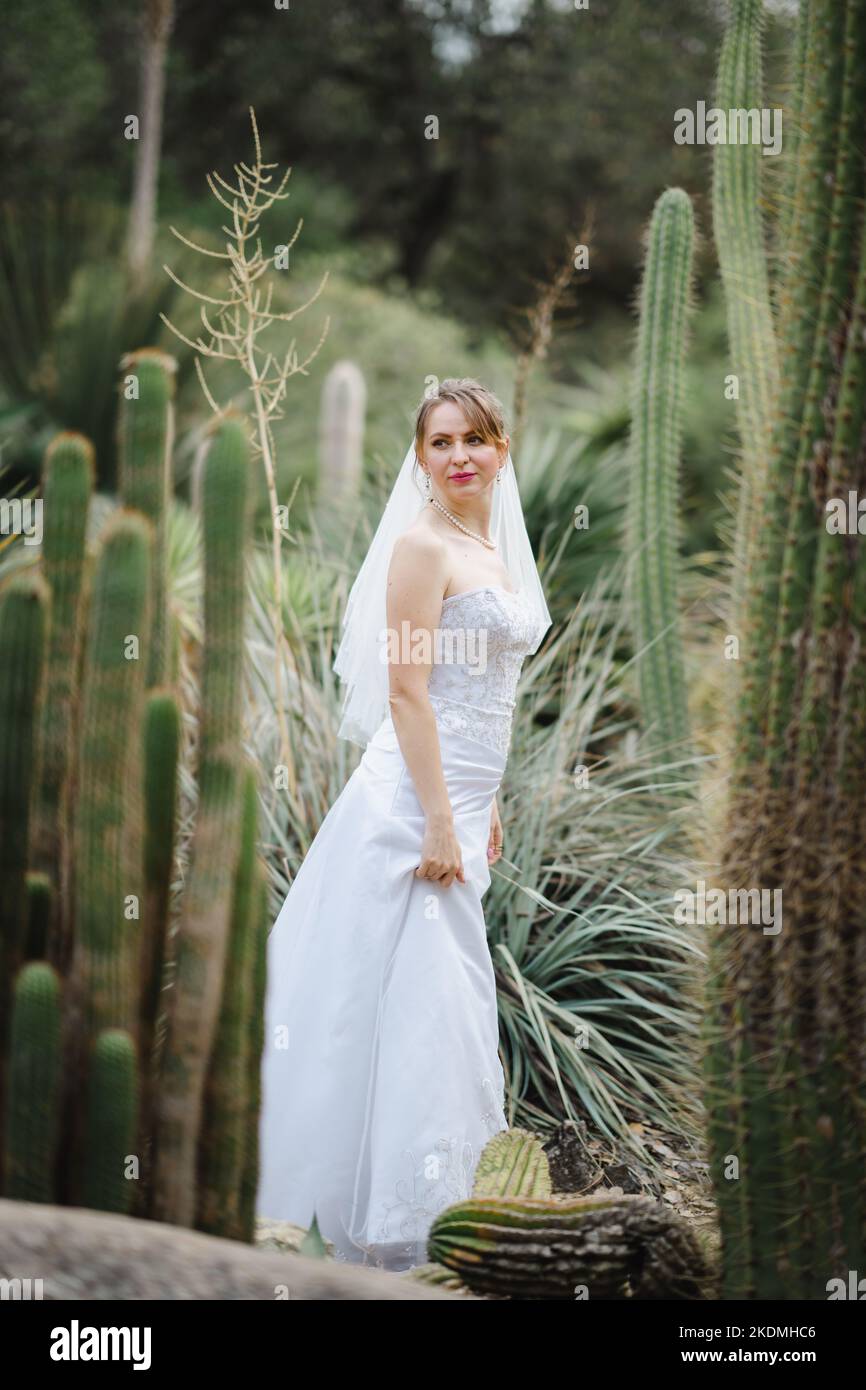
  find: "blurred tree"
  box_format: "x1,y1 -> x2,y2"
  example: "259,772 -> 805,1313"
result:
127,0 -> 176,292
0,0 -> 796,338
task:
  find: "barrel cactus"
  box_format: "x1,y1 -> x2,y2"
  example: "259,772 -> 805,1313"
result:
428,1192 -> 714,1300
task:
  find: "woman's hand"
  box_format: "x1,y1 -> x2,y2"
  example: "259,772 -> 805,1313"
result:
416,812 -> 466,888
487,796 -> 503,866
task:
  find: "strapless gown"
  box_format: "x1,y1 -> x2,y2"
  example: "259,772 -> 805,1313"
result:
256,585 -> 543,1270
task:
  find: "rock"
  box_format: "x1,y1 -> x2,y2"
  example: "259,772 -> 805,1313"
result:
543,1119 -> 599,1192
0,1200 -> 466,1301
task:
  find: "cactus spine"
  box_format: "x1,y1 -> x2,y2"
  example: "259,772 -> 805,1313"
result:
626,187 -> 694,758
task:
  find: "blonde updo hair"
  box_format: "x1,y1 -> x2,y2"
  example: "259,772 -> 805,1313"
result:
412,378 -> 508,491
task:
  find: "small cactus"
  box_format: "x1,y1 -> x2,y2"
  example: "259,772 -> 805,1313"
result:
4,962 -> 62,1203
81,1028 -> 139,1214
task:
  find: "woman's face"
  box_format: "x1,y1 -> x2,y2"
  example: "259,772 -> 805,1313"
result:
419,402 -> 506,504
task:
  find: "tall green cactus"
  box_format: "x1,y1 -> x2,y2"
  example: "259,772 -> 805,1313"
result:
626,187 -> 694,759
317,359 -> 366,524
29,433 -> 93,961
707,0 -> 866,1298
152,413 -> 251,1227
711,0 -> 778,629
118,349 -> 177,689
734,0 -> 847,770
72,510 -> 152,1046
0,571 -> 49,1188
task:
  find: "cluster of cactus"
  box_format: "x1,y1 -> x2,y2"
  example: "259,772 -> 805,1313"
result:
0,347 -> 269,1239
704,0 -> 866,1297
622,0 -> 866,1299
413,1129 -> 713,1299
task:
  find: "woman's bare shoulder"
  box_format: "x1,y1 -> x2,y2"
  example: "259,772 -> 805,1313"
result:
391,516 -> 447,566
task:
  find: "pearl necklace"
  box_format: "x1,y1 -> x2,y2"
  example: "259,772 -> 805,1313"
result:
428,496 -> 496,550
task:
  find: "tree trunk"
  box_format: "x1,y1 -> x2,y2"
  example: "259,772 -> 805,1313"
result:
126,0 -> 175,293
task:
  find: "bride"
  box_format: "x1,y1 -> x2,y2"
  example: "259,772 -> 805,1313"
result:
256,378 -> 551,1271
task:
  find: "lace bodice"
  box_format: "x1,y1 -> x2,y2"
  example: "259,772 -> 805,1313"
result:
426,585 -> 541,759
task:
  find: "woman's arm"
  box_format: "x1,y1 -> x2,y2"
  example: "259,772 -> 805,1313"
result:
385,530 -> 465,888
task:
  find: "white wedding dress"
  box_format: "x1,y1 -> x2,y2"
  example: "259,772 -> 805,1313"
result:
256,584 -> 542,1270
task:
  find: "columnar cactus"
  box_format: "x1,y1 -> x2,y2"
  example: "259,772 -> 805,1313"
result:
706,0 -> 866,1298
238,866 -> 269,1241
29,433 -> 93,964
626,187 -> 694,759
196,763 -> 260,1239
0,572 -> 49,1187
3,962 -> 62,1202
711,0 -> 778,628
81,1028 -> 139,1214
117,349 -> 177,690
72,511 -> 152,1047
318,359 -> 366,517
152,412 -> 252,1227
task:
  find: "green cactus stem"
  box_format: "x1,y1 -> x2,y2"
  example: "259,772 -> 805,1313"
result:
626,187 -> 694,761
81,1028 -> 139,1214
133,686 -> 180,1216
4,962 -> 62,1202
711,0 -> 779,631
196,762 -> 260,1239
72,510 -> 152,1046
25,871 -> 53,961
152,413 -> 251,1228
117,350 -> 177,690
0,570 -> 49,1189
471,1127 -> 552,1200
30,433 -> 94,967
711,0 -> 866,1298
239,864 -> 268,1243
